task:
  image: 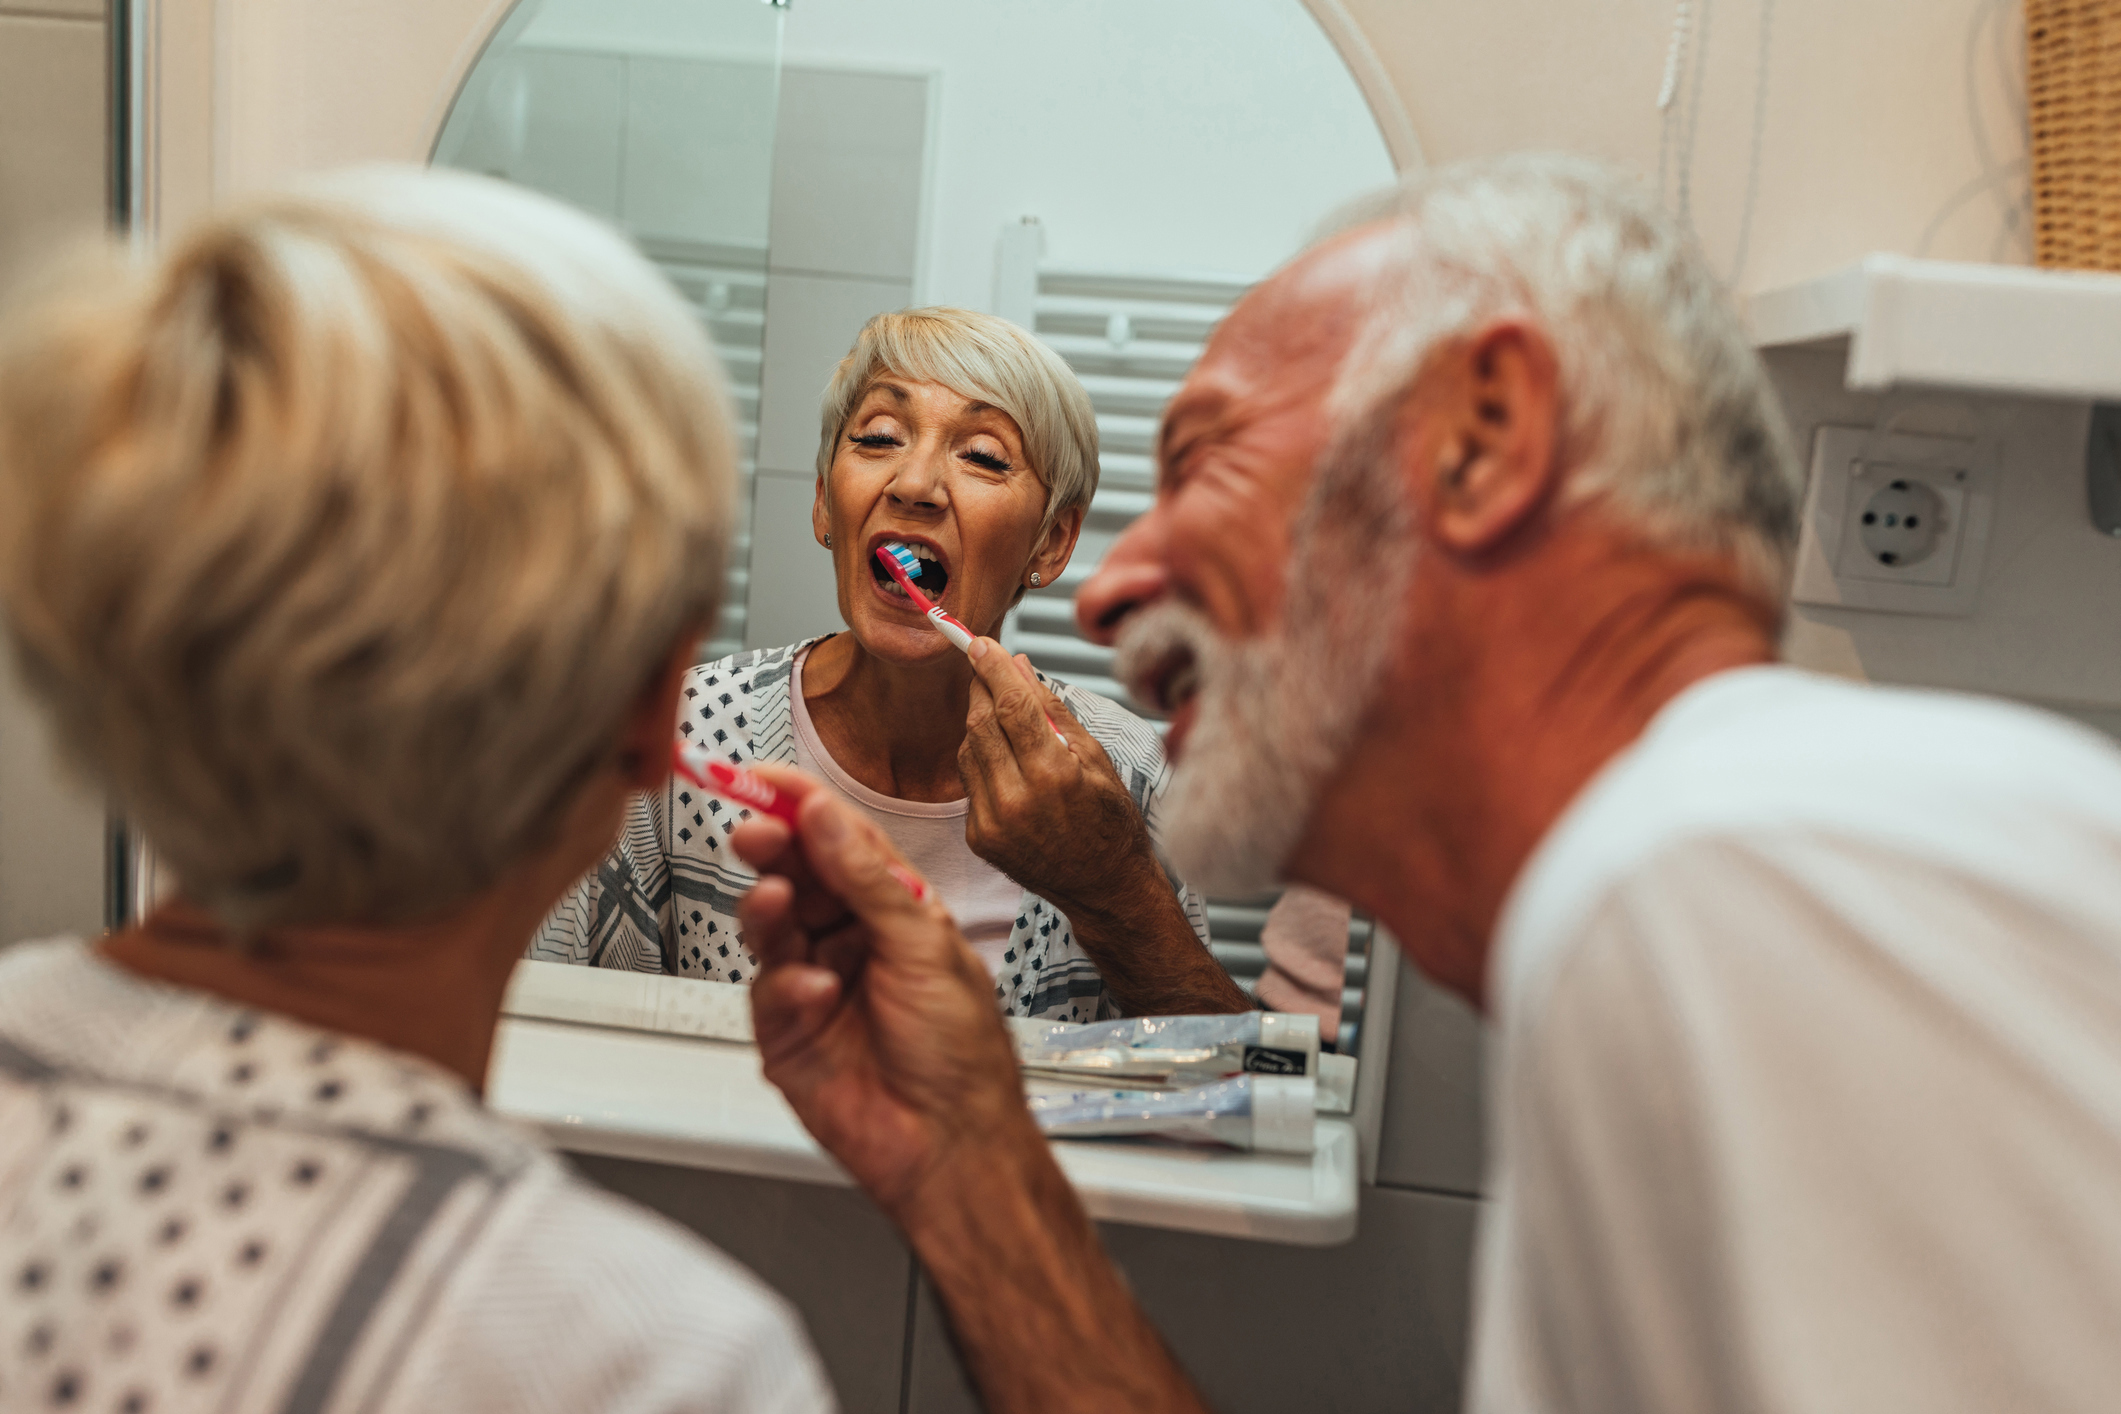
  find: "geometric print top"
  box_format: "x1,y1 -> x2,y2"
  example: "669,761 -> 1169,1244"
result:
530,637 -> 1212,1023
0,938 -> 834,1414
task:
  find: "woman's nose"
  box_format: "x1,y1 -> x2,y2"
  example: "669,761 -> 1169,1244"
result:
1076,512 -> 1169,647
886,445 -> 950,510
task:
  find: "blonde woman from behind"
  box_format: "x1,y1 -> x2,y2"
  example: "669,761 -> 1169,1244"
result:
0,167 -> 833,1413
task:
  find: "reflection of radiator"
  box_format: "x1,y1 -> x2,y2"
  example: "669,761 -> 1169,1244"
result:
996,240 -> 1375,1050
1209,892 -> 1379,1053
999,248 -> 1250,708
638,237 -> 768,664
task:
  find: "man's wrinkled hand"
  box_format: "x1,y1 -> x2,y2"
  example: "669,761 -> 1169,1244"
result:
730,764 -> 1036,1222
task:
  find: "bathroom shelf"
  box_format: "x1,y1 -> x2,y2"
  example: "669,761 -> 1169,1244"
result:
488,1016 -> 1361,1246
1746,254 -> 2121,402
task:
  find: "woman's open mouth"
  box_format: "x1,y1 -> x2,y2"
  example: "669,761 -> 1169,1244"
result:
869,539 -> 952,601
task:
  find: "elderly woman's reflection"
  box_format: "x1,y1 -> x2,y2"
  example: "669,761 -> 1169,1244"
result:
537,309 -> 1246,1019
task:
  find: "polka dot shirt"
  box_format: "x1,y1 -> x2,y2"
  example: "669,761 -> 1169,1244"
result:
0,940 -> 832,1414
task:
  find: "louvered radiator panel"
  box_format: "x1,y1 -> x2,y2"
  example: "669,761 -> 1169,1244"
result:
1006,264 -> 1244,718
642,237 -> 768,663
1000,264 -> 1376,1052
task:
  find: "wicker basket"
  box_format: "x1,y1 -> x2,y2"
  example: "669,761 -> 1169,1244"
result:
2028,0 -> 2121,269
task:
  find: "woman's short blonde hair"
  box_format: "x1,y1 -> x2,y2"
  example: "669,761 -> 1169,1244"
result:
815,307 -> 1099,544
0,166 -> 737,929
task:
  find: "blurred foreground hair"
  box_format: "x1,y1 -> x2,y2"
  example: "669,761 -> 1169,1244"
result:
0,166 -> 736,929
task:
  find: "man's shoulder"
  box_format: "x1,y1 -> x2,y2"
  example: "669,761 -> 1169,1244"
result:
1545,666 -> 2121,876
1498,667 -> 2121,1006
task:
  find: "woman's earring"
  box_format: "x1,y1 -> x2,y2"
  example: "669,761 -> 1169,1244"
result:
824,533 -> 832,546
1030,572 -> 1042,587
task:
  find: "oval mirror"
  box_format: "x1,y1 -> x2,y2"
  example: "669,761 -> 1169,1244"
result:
436,0 -> 1400,1049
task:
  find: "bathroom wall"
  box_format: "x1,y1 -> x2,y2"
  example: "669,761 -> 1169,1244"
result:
1346,0 -> 2032,296
0,0 -> 111,946
174,0 -> 2039,307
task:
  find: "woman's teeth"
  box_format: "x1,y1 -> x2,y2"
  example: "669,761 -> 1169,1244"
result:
873,543 -> 948,599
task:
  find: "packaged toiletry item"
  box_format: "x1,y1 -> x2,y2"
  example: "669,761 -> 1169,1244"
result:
1013,1012 -> 1320,1090
1027,1074 -> 1316,1154
1315,1050 -> 1356,1115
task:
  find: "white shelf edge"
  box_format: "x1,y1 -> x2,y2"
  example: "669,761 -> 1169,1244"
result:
489,1017 -> 1360,1246
1746,254 -> 2121,403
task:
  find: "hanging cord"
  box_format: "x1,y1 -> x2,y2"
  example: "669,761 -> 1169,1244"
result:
1675,0 -> 1716,233
1655,0 -> 1691,207
1658,0 -> 1775,289
1725,0 -> 1774,287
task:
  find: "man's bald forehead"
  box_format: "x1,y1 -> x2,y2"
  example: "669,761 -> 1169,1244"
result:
1156,219 -> 1411,474
1214,219 -> 1406,375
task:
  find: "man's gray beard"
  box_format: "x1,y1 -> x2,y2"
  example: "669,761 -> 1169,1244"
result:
1114,415 -> 1413,895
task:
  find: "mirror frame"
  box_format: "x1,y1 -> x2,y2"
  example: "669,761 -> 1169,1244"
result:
118,0 -> 1418,1174
126,0 -> 1419,244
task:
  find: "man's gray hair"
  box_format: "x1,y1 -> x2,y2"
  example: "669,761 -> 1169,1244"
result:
1325,153 -> 1801,599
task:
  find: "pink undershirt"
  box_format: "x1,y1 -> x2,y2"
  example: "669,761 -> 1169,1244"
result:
790,646 -> 1023,978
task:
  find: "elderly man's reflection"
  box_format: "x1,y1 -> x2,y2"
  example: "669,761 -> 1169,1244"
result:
536,308 -> 1246,1019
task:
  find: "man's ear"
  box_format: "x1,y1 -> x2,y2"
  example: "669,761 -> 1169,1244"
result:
1418,318 -> 1561,557
616,629 -> 702,793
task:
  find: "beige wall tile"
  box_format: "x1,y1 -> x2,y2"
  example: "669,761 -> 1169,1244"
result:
0,644 -> 106,945
0,1 -> 105,18
0,14 -> 107,286
0,9 -> 105,946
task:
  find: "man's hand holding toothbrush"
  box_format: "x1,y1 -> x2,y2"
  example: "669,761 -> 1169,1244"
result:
730,763 -> 1205,1414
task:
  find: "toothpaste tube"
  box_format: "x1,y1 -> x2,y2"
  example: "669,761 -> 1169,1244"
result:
1027,1074 -> 1316,1154
1014,1012 -> 1320,1089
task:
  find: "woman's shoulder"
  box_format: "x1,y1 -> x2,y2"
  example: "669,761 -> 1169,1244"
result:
679,640 -> 823,767
684,640 -> 817,699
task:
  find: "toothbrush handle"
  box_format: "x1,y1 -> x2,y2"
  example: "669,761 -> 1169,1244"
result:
931,614 -> 1069,744
672,743 -> 803,828
927,607 -> 976,652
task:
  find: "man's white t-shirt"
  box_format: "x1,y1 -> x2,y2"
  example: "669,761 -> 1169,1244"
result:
0,939 -> 835,1414
1470,667 -> 2121,1414
790,646 -> 1023,977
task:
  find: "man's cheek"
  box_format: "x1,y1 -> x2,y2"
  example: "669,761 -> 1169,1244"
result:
1167,514 -> 1280,639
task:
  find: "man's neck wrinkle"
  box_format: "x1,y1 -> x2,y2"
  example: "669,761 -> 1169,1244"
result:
1471,572 -> 1776,930
1530,575 -> 1776,760
1284,557 -> 1777,1014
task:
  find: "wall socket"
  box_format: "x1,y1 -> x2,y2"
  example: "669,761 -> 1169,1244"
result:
1791,425 -> 1997,617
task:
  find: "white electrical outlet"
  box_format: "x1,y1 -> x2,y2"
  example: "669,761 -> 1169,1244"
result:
1837,462 -> 1967,587
1791,425 -> 1997,617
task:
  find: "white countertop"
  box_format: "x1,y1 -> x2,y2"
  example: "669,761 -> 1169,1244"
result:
488,1015 -> 1360,1246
